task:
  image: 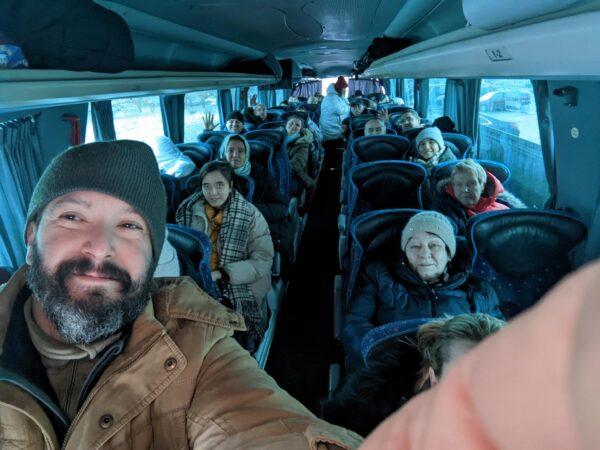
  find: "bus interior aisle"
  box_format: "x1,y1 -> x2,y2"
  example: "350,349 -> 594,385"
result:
266,145 -> 342,413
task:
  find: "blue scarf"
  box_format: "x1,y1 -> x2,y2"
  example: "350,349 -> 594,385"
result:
219,134 -> 252,178
285,131 -> 300,144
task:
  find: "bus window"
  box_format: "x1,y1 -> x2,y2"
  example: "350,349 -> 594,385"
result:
84,103 -> 95,143
402,79 -> 415,107
478,79 -> 549,208
113,95 -> 163,147
426,78 -> 446,121
184,90 -> 220,142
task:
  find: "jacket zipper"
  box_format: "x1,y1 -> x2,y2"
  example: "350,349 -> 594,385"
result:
429,287 -> 439,316
60,331 -> 164,449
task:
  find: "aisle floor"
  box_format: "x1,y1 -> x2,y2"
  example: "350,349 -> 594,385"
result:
266,160 -> 341,414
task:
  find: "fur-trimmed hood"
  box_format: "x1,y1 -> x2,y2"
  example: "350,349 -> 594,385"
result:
436,171 -> 527,209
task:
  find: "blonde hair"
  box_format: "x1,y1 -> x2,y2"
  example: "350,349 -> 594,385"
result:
415,314 -> 505,390
451,158 -> 487,186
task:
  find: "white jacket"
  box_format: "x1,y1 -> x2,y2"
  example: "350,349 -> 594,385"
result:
319,84 -> 350,140
153,136 -> 196,178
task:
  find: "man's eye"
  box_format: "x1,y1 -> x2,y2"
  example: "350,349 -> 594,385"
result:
122,222 -> 142,230
61,214 -> 79,221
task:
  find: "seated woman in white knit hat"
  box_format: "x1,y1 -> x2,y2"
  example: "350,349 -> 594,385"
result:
409,126 -> 457,170
341,211 -> 503,366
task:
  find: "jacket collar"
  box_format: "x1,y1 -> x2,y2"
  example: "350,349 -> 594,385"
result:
393,259 -> 467,291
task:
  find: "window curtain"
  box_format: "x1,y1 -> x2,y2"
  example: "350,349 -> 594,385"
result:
415,79 -> 429,118
218,89 -> 233,126
160,95 -> 185,143
292,81 -> 322,98
444,79 -> 481,144
348,79 -> 382,96
230,88 -> 242,111
0,115 -> 44,267
91,101 -> 116,141
532,80 -> 557,209
276,89 -> 292,105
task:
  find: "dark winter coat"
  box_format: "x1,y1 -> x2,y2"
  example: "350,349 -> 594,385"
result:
432,171 -> 527,235
287,128 -> 316,195
341,259 -> 503,366
236,163 -> 294,265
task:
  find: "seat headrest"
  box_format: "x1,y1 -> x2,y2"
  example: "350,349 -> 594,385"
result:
245,129 -> 285,147
402,127 -> 425,141
469,209 -> 588,277
197,130 -> 231,143
247,140 -> 272,166
166,224 -> 205,265
352,209 -> 422,263
441,132 -> 473,156
258,121 -> 286,130
361,318 -> 430,365
352,162 -> 427,211
353,135 -> 410,162
350,114 -> 377,130
432,159 -> 511,184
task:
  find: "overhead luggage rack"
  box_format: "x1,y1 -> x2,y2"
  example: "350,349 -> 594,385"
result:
0,70 -> 276,113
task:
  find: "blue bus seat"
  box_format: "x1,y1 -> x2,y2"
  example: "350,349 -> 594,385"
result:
160,174 -> 182,223
246,129 -> 290,202
442,132 -> 473,158
176,142 -> 213,168
350,114 -> 377,131
361,318 -> 430,367
258,121 -> 286,130
166,224 -> 217,298
468,209 -> 587,317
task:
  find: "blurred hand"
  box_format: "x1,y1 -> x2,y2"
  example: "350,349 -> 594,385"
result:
203,112 -> 216,131
378,109 -> 389,122
211,270 -> 221,281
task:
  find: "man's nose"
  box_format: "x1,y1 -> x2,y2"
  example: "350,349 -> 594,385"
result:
82,224 -> 115,261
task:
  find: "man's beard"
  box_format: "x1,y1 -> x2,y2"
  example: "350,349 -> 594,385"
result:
27,245 -> 154,345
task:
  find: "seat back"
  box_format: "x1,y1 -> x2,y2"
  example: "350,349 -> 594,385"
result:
345,209 -> 421,307
348,161 -> 427,222
431,159 -> 511,185
353,135 -> 410,163
379,105 -> 412,115
246,129 -> 290,201
160,174 -> 182,223
350,114 -> 377,131
247,140 -> 273,170
361,319 -> 430,366
351,128 -> 397,140
468,209 -> 588,317
166,224 -> 217,297
197,130 -> 231,144
176,142 -> 213,168
442,133 -> 473,158
258,121 -> 286,130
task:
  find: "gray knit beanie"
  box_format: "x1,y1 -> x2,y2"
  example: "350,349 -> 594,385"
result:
401,211 -> 456,258
415,126 -> 444,152
26,140 -> 167,266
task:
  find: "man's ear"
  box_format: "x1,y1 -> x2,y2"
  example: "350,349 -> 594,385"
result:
428,366 -> 439,387
25,221 -> 37,265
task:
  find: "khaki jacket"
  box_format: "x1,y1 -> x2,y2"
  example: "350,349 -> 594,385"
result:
0,267 -> 362,449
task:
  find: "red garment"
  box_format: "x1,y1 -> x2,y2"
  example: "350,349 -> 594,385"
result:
445,171 -> 509,217
334,76 -> 348,90
360,260 -> 600,450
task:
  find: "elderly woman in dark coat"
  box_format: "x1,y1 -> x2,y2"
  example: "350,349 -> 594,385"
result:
341,211 -> 503,366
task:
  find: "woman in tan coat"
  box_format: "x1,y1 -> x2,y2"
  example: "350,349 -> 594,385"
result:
177,161 -> 273,344
285,114 -> 317,195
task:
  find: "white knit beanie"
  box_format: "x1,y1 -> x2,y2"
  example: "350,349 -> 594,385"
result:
401,211 -> 456,257
415,126 -> 444,151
